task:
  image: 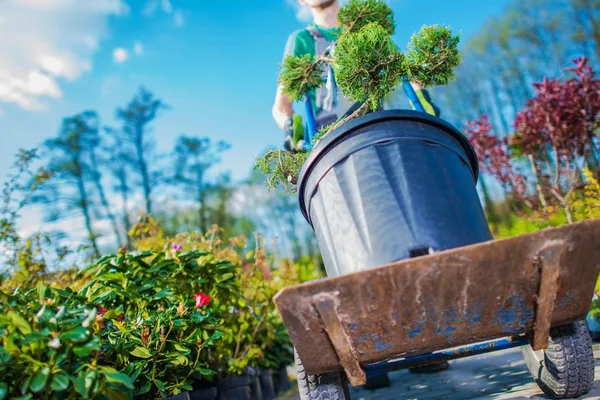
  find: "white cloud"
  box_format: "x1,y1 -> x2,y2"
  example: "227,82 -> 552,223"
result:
285,0 -> 313,22
142,0 -> 173,16
0,0 -> 127,110
113,47 -> 128,64
173,10 -> 185,27
133,40 -> 144,56
143,0 -> 186,28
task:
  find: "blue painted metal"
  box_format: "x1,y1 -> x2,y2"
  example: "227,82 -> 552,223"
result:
402,79 -> 426,113
364,336 -> 528,377
304,94 -> 318,147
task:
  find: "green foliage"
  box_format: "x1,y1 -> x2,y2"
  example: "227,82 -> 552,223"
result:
279,54 -> 325,102
334,22 -> 404,111
258,0 -> 461,193
403,25 -> 462,88
253,149 -> 309,193
0,284 -> 132,400
571,168 -> 600,221
338,0 -> 395,35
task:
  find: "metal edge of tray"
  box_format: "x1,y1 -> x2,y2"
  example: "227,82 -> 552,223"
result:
274,219 -> 600,379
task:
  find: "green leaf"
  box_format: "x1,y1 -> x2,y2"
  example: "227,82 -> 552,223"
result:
20,375 -> 31,395
207,331 -> 223,344
102,385 -> 131,400
217,273 -> 234,282
23,329 -> 50,344
181,382 -> 193,391
197,367 -> 214,376
0,383 -> 8,400
169,353 -> 188,366
12,395 -> 33,400
74,373 -> 87,396
8,311 -> 31,335
103,372 -> 134,390
130,346 -> 152,359
50,373 -> 70,392
73,345 -> 92,358
174,343 -> 189,353
30,366 -> 50,393
153,288 -> 172,299
137,381 -> 151,395
190,311 -> 209,323
154,380 -> 166,392
61,326 -> 89,343
37,283 -> 47,301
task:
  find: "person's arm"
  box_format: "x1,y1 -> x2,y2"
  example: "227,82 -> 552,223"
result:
272,84 -> 294,130
410,82 -> 441,117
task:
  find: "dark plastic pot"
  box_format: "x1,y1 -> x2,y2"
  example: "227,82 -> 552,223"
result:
273,366 -> 291,394
246,367 -> 262,400
298,110 -> 493,277
190,387 -> 218,400
259,368 -> 276,400
216,373 -> 252,400
168,387 -> 218,400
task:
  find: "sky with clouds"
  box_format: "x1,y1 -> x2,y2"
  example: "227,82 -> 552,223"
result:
0,0 -> 514,186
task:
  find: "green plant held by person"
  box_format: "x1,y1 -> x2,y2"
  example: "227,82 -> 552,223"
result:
255,0 -> 461,194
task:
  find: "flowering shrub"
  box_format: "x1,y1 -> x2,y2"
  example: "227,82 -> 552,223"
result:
0,284 -> 133,399
81,245 -> 238,398
464,115 -> 528,204
513,57 -> 600,223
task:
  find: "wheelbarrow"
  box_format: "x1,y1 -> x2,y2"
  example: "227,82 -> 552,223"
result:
275,85 -> 599,399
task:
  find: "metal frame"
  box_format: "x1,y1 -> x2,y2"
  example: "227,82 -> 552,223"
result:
274,219 -> 600,387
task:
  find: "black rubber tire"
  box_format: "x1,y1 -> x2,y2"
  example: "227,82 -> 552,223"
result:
295,349 -> 351,400
521,320 -> 595,399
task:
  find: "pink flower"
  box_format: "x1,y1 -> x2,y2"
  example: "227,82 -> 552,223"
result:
193,291 -> 211,309
172,243 -> 183,253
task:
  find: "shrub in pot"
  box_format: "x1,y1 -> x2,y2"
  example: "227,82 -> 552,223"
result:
82,244 -> 240,399
255,0 -> 493,278
0,284 -> 133,399
256,0 -> 461,194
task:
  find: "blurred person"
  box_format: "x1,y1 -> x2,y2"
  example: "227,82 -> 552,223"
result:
272,0 -> 440,152
271,0 -> 449,384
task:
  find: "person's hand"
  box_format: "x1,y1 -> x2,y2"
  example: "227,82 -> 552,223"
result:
283,114 -> 305,152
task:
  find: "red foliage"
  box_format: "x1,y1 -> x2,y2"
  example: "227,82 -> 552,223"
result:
464,115 -> 527,200
514,57 -> 600,159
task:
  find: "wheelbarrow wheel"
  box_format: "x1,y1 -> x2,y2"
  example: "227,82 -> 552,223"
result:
521,320 -> 595,399
295,348 -> 351,400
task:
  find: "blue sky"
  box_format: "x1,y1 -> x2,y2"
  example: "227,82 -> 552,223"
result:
0,0 -> 514,185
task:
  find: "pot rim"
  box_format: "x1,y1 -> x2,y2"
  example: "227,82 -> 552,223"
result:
296,109 -> 479,223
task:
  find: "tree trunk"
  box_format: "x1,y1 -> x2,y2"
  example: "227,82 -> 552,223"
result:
75,163 -> 99,257
528,154 -> 548,208
90,150 -> 123,247
135,121 -> 152,214
116,166 -> 132,248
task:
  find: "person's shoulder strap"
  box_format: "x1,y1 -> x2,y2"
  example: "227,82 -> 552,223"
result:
305,24 -> 324,39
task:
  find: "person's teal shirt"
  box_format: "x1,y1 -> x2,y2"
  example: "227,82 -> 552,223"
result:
282,24 -> 340,108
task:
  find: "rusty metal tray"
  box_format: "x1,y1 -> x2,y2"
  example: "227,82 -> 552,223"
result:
274,219 -> 600,385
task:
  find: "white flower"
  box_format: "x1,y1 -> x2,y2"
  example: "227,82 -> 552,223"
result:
48,337 -> 61,349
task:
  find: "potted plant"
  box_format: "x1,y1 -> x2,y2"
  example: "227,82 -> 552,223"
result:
83,244 -> 239,400
256,0 -> 493,278
0,284 -> 134,399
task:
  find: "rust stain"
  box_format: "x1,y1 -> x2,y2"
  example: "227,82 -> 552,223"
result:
274,219 -> 600,376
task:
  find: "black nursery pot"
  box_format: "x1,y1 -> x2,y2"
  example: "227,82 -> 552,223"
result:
246,367 -> 262,400
259,368 -> 276,400
216,372 -> 252,400
298,110 -> 494,277
167,386 -> 218,400
273,365 -> 291,394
